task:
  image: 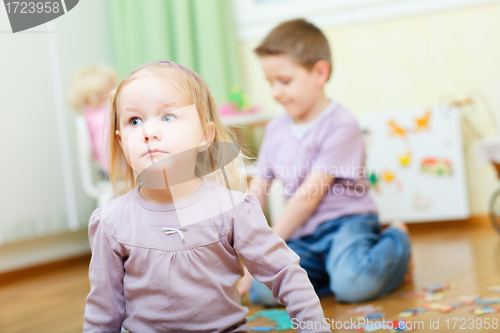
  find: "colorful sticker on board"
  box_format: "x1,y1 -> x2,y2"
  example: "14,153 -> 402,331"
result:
420,158 -> 453,176
388,120 -> 407,139
369,170 -> 403,193
398,152 -> 412,167
369,173 -> 380,193
415,109 -> 431,132
362,128 -> 373,147
382,171 -> 396,183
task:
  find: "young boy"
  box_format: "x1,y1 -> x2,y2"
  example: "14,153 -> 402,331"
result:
239,19 -> 412,305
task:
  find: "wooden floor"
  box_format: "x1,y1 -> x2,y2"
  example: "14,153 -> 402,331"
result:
1,217 -> 499,332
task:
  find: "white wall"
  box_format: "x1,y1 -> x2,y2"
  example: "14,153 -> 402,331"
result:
0,0 -> 113,271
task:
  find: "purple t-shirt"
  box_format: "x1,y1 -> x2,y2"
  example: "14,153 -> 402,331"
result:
256,100 -> 378,240
83,178 -> 329,333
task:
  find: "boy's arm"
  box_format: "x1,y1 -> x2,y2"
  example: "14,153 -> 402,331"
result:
273,172 -> 335,241
274,122 -> 364,241
248,176 -> 271,211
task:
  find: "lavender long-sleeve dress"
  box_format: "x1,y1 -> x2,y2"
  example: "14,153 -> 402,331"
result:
83,178 -> 329,333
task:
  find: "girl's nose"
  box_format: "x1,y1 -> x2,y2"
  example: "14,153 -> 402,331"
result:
141,121 -> 161,142
144,134 -> 159,143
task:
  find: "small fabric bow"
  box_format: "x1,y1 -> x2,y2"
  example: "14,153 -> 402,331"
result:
162,227 -> 185,240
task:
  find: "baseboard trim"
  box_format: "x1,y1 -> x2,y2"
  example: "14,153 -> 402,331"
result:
0,229 -> 90,276
406,215 -> 489,228
0,253 -> 91,285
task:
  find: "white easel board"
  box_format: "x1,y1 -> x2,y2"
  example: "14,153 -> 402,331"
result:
357,106 -> 469,223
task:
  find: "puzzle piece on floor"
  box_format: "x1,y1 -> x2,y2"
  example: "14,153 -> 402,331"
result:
422,302 -> 454,313
247,309 -> 291,331
403,283 -> 457,300
487,286 -> 500,293
357,312 -> 386,320
346,304 -> 383,314
475,297 -> 500,305
456,295 -> 480,305
444,301 -> 463,308
250,326 -> 276,332
424,293 -> 444,302
399,308 -> 427,317
471,306 -> 499,316
388,319 -> 415,332
402,291 -> 427,298
344,322 -> 381,332
424,282 -> 456,292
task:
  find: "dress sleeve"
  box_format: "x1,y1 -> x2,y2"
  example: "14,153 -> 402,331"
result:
311,121 -> 365,179
232,194 -> 330,333
83,208 -> 126,333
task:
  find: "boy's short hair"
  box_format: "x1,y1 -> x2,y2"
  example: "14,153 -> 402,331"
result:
255,18 -> 332,79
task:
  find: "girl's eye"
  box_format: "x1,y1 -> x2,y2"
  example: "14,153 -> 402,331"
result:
129,117 -> 143,126
280,79 -> 291,85
162,114 -> 176,122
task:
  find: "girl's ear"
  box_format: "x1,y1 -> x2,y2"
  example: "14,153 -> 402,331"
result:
198,122 -> 216,152
116,130 -> 123,148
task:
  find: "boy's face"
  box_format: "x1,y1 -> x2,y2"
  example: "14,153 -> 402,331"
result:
259,54 -> 326,121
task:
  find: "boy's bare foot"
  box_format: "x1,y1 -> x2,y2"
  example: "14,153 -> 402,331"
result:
404,257 -> 414,283
389,220 -> 409,235
388,220 -> 413,283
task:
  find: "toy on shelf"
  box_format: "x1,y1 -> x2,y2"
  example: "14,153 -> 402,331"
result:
218,86 -> 261,117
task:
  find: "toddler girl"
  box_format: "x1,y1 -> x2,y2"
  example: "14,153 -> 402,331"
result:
82,61 -> 329,333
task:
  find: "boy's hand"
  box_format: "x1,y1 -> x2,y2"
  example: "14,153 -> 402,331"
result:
238,266 -> 253,296
273,172 -> 335,241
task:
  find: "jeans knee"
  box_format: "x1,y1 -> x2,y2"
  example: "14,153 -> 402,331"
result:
330,271 -> 383,303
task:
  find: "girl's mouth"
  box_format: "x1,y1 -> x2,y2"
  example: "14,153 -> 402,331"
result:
143,149 -> 167,157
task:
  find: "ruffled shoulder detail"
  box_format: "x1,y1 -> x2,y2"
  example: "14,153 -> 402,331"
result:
228,193 -> 270,246
88,207 -> 103,241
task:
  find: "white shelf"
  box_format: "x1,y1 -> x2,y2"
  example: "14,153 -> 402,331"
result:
220,111 -> 274,127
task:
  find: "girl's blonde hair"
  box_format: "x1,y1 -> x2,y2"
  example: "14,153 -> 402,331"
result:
67,64 -> 118,112
107,61 -> 248,195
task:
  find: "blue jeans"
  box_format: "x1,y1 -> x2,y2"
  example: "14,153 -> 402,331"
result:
249,214 -> 411,305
